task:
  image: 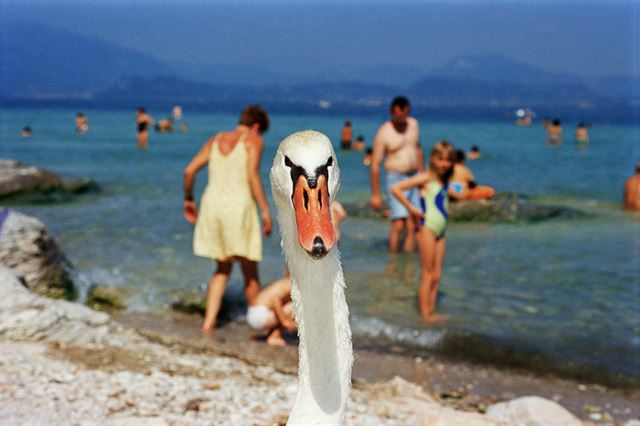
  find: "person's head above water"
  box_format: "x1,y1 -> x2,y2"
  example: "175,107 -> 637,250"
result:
239,104 -> 270,134
455,149 -> 466,164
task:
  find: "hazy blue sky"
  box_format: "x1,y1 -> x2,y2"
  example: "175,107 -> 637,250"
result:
3,1 -> 638,78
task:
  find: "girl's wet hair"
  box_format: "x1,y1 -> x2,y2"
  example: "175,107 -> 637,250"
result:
429,140 -> 456,181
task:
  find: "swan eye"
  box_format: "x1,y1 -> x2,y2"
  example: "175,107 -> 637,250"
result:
327,157 -> 333,167
284,156 -> 294,168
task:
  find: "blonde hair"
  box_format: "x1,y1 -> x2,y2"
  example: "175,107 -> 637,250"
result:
428,140 -> 456,181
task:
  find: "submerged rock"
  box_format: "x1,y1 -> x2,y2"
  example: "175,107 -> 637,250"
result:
85,286 -> 128,313
0,209 -> 76,300
170,290 -> 206,315
343,192 -> 584,223
0,158 -> 98,203
449,193 -> 584,223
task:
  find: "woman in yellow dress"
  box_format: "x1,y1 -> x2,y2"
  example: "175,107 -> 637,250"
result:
183,105 -> 272,331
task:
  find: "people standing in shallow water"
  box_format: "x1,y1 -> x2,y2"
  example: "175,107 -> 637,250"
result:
135,108 -> 154,150
391,141 -> 462,323
75,112 -> 89,133
370,96 -> 424,253
155,117 -> 173,133
623,162 -> 640,212
183,105 -> 272,332
467,145 -> 481,160
363,147 -> 373,166
545,119 -> 563,145
340,120 -> 353,150
576,122 -> 590,143
353,135 -> 366,151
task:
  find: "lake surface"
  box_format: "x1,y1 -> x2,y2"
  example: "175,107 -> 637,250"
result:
2,107 -> 638,385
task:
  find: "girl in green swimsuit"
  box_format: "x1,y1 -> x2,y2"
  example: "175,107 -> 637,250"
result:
391,140 -> 461,323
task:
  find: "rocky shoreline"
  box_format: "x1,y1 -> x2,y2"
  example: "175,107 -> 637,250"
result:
0,266 -> 496,425
2,265 -> 639,425
1,199 -> 637,425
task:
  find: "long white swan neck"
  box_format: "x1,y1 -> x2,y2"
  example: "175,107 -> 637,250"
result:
280,209 -> 352,425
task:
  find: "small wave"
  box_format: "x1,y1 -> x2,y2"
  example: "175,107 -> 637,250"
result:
350,315 -> 445,349
69,267 -> 127,303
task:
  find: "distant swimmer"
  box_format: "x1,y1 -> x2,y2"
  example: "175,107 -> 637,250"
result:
340,120 -> 353,150
135,107 -> 154,150
576,122 -> 590,143
545,118 -> 562,145
450,150 -> 495,201
353,135 -> 366,151
172,104 -> 183,120
75,112 -> 89,133
623,162 -> 640,212
516,108 -> 533,127
363,147 -> 373,166
21,126 -> 32,138
155,118 -> 173,133
467,145 -> 481,160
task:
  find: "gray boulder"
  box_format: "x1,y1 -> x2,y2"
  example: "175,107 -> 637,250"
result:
0,209 -> 76,300
486,395 -> 582,426
0,158 -> 97,202
0,266 -> 142,346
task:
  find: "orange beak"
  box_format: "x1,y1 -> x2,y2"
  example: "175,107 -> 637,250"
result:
292,173 -> 336,259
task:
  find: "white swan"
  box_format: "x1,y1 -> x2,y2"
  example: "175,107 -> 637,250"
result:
270,130 -> 353,425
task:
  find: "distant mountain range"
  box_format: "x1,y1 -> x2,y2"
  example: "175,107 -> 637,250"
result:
1,23 -> 638,122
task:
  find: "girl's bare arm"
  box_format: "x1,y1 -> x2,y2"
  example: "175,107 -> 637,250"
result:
391,171 -> 430,218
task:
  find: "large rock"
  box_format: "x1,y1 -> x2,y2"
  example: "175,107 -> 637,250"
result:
448,193 -> 583,223
486,395 -> 582,426
0,208 -> 76,300
0,158 -> 97,202
0,266 -> 142,346
343,193 -> 583,223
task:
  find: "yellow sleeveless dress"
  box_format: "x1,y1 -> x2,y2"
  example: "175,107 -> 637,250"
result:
193,132 -> 262,261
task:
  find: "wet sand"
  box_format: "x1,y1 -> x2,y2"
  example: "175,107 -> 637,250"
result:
114,311 -> 639,424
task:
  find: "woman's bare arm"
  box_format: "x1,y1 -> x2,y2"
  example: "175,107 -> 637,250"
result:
247,135 -> 272,235
182,137 -> 214,223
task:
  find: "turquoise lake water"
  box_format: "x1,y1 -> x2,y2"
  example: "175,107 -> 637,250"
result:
1,107 -> 639,384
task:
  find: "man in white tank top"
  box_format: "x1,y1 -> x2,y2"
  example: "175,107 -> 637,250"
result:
370,96 -> 424,253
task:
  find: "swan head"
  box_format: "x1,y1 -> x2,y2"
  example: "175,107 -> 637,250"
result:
270,130 -> 340,259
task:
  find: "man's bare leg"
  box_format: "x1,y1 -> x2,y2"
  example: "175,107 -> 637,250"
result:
389,219 -> 405,253
403,217 -> 417,253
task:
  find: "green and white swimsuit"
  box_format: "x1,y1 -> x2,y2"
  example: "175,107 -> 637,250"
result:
419,180 -> 449,239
